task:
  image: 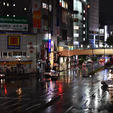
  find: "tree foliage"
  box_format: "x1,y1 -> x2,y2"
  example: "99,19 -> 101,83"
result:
106,35 -> 113,46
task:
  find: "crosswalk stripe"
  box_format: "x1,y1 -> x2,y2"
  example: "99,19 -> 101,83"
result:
25,103 -> 41,111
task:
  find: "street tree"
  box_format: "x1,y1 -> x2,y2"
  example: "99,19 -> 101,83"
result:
106,35 -> 113,46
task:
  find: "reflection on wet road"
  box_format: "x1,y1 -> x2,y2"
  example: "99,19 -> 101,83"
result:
0,68 -> 113,113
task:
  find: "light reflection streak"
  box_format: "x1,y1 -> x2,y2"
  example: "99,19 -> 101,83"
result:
45,80 -> 56,103
94,93 -> 98,109
0,79 -> 5,87
104,69 -> 108,81
16,88 -> 22,96
46,106 -> 53,113
4,84 -> 7,95
105,91 -> 110,101
84,88 -> 90,107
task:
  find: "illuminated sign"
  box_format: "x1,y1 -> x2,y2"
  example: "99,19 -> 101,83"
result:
73,33 -> 79,37
48,39 -> 51,53
59,0 -> 68,9
0,23 -> 28,31
7,36 -> 20,49
42,3 -> 48,9
59,0 -> 62,6
32,0 -> 41,32
73,26 -> 79,30
0,17 -> 28,31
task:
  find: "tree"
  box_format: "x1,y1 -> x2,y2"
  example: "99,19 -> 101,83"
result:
106,35 -> 113,46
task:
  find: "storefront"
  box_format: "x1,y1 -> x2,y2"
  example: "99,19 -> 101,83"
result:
0,33 -> 37,73
0,59 -> 32,74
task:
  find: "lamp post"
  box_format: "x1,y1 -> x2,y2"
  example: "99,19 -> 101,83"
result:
104,42 -> 106,66
91,45 -> 94,75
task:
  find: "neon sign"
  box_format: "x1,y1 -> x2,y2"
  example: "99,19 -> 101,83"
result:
48,39 -> 51,53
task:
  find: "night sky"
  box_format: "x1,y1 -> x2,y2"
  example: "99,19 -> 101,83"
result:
100,0 -> 113,26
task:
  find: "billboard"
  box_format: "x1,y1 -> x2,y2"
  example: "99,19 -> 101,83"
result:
32,0 -> 41,31
7,36 -> 20,49
0,17 -> 28,31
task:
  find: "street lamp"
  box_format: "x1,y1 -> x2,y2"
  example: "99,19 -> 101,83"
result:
81,44 -> 83,48
87,45 -> 90,49
104,42 -> 106,66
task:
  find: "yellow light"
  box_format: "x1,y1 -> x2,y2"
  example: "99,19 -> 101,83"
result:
49,53 -> 54,68
58,47 -> 64,51
87,5 -> 90,8
16,88 -> 22,95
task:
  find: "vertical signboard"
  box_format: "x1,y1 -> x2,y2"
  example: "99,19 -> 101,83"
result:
33,10 -> 41,28
48,39 -> 51,53
32,0 -> 41,33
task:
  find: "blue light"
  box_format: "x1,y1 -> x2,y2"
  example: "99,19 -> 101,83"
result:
48,39 -> 51,53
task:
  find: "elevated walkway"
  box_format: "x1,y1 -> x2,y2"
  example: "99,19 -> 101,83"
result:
59,49 -> 113,56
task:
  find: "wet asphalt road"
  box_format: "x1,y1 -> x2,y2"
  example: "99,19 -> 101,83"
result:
0,66 -> 113,113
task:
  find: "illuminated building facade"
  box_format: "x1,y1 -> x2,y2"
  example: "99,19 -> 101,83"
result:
73,0 -> 89,48
0,0 -> 95,72
0,0 -> 37,73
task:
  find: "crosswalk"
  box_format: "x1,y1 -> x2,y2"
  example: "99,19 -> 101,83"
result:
0,96 -> 42,112
0,91 -> 61,113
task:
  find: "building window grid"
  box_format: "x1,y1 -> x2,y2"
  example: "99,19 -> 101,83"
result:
0,51 -> 27,58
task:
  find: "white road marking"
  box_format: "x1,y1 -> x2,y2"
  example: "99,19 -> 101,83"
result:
0,96 -> 31,100
25,103 -> 41,111
65,106 -> 73,113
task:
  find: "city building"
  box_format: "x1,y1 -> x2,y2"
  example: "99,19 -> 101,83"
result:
73,0 -> 89,48
0,0 -> 37,73
0,0 -> 90,73
99,0 -> 113,48
38,0 -> 74,69
88,0 -> 99,48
